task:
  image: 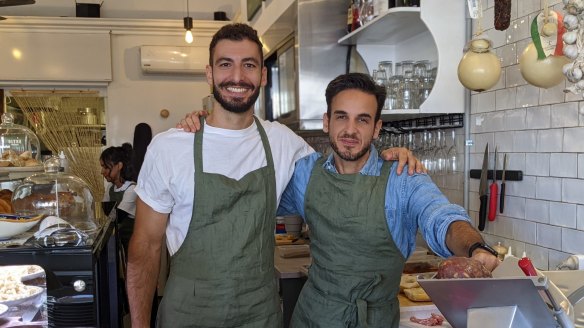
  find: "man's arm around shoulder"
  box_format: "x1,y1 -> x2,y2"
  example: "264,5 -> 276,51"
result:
127,197 -> 168,328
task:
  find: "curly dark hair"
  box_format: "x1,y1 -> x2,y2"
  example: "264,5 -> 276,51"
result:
100,143 -> 136,182
209,23 -> 263,66
325,73 -> 386,122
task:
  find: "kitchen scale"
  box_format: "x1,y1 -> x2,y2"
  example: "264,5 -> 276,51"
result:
417,256 -> 575,328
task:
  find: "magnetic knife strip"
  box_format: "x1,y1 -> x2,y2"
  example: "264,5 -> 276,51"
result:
469,170 -> 523,181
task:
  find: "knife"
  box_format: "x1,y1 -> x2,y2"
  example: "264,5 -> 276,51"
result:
488,146 -> 498,221
500,153 -> 507,213
478,144 -> 489,231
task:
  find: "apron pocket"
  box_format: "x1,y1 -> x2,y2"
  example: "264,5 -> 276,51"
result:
293,281 -> 354,328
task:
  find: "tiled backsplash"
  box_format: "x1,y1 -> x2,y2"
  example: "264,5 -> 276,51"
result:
465,0 -> 583,270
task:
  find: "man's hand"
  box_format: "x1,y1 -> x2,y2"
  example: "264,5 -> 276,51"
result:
176,110 -> 208,132
471,249 -> 501,272
380,147 -> 426,175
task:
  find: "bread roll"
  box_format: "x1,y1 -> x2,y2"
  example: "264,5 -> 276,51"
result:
19,151 -> 32,160
0,189 -> 12,201
24,159 -> 39,167
0,198 -> 12,214
400,274 -> 420,291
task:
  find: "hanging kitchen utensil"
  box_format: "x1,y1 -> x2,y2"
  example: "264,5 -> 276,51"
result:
478,143 -> 489,231
500,153 -> 507,213
488,146 -> 498,221
519,2 -> 569,89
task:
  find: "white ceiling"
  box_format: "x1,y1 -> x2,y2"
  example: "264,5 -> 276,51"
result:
0,0 -> 241,21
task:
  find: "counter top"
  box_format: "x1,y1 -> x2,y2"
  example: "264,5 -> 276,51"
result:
274,245 -> 311,279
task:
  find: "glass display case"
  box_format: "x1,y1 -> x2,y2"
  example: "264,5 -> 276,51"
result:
0,112 -> 41,168
11,157 -> 97,247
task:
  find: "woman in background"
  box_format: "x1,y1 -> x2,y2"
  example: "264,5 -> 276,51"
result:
100,143 -> 137,253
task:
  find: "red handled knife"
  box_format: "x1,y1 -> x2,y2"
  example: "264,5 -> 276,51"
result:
488,147 -> 498,221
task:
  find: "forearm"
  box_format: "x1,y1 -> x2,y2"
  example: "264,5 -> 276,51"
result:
445,220 -> 484,257
127,229 -> 163,327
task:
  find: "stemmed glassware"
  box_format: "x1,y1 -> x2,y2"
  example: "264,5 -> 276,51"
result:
446,129 -> 459,174
420,130 -> 434,173
433,130 -> 448,175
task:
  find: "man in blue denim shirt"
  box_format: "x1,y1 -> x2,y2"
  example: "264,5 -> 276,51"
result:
277,73 -> 499,328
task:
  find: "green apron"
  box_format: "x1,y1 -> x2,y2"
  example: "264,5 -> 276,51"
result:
157,116 -> 282,327
291,157 -> 405,328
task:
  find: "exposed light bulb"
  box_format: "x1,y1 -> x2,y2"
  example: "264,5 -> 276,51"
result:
185,29 -> 193,44
183,15 -> 193,44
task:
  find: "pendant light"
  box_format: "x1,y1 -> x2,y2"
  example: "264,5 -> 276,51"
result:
184,0 -> 193,44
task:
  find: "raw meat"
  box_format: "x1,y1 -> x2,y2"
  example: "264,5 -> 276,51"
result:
410,313 -> 445,326
435,257 -> 492,279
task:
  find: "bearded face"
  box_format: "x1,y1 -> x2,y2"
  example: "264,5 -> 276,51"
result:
206,39 -> 266,115
329,131 -> 371,162
212,80 -> 261,114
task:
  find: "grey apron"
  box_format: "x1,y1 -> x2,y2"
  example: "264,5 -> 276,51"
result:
291,157 -> 405,328
157,116 -> 282,327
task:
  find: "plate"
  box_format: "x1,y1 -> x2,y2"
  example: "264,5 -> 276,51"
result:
0,215 -> 43,240
0,303 -> 7,316
0,265 -> 45,282
0,166 -> 43,173
20,266 -> 45,281
0,285 -> 44,307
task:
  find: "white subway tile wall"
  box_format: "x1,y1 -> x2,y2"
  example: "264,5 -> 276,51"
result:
551,102 -> 578,128
470,0 -> 583,269
549,202 -> 577,228
513,219 -> 537,244
550,153 -> 578,178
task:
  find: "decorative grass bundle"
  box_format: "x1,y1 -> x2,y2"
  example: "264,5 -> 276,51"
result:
10,91 -> 106,223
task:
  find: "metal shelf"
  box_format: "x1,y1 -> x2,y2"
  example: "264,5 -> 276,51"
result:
382,113 -> 464,133
338,7 -> 424,45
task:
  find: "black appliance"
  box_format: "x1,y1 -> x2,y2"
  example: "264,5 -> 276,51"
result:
0,219 -> 121,327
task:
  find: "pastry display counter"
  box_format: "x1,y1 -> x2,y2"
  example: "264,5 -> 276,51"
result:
0,219 -> 121,327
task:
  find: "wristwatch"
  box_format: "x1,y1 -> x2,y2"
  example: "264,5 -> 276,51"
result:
468,242 -> 498,258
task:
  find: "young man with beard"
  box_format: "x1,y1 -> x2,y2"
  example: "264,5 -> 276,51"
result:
127,24 -> 421,328
276,73 -> 500,328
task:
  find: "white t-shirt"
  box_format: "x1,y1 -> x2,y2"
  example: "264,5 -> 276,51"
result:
102,180 -> 137,218
135,119 -> 314,255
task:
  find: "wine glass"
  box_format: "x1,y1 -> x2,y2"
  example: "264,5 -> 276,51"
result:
420,130 -> 434,173
446,129 -> 459,174
433,130 -> 448,175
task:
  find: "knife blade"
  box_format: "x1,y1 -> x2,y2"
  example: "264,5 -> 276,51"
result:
500,153 -> 507,213
488,146 -> 498,221
478,143 -> 489,231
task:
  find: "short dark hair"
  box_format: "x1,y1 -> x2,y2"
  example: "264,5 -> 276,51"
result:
100,143 -> 136,182
209,23 -> 264,66
325,73 -> 386,122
